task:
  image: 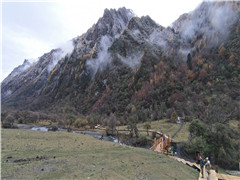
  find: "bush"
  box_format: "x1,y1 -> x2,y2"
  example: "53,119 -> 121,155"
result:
48,125 -> 58,131
2,122 -> 18,129
18,111 -> 31,124
18,119 -> 23,124
80,119 -> 88,128
143,122 -> 151,136
58,120 -> 65,128
170,111 -> 177,123
135,136 -> 148,147
2,122 -> 12,129
74,119 -> 82,128
105,126 -> 111,136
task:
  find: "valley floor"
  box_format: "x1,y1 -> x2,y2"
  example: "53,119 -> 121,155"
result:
1,129 -> 198,179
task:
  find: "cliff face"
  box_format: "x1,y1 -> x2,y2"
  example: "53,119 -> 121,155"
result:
2,3 -> 240,119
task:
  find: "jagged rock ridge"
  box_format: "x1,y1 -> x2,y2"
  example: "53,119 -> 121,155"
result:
1,3 -> 240,117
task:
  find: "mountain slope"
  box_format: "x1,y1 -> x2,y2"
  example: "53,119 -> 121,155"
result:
2,2 -> 240,119
2,2 -> 240,171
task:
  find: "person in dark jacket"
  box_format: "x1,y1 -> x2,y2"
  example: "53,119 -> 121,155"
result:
200,158 -> 204,178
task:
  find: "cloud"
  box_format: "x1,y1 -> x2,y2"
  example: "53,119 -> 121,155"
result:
210,3 -> 238,36
117,52 -> 142,69
4,90 -> 12,97
149,28 -> 168,50
86,35 -> 113,76
86,34 -> 142,75
47,40 -> 74,73
180,2 -> 238,46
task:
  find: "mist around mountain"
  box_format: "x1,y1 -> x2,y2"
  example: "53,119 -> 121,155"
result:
1,2 -> 240,170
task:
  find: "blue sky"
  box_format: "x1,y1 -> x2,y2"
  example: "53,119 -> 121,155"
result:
1,0 -> 203,81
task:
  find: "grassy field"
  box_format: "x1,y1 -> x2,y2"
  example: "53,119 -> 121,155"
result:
118,119 -> 190,142
1,129 -> 198,179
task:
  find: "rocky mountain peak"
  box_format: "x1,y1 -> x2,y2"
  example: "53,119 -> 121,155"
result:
102,7 -> 134,23
126,15 -> 160,37
2,59 -> 33,86
98,7 -> 135,37
2,2 -> 240,120
72,7 -> 136,71
74,7 -> 135,59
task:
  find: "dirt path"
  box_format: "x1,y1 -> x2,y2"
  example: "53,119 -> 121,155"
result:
170,156 -> 240,180
170,156 -> 217,180
216,173 -> 240,180
172,121 -> 184,139
152,128 -> 240,180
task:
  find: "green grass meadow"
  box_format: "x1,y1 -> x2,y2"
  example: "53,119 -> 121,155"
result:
119,119 -> 190,142
1,129 -> 198,179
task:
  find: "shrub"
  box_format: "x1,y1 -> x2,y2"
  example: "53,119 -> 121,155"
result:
135,136 -> 148,147
5,115 -> 15,126
170,111 -> 177,123
58,120 -> 65,127
143,122 -> 151,136
105,126 -> 111,136
2,122 -> 12,129
74,119 -> 82,128
80,119 -> 88,128
2,122 -> 18,129
49,125 -> 58,131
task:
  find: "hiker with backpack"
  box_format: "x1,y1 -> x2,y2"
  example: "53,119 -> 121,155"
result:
205,157 -> 211,180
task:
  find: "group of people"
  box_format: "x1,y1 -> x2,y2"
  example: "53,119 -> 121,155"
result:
197,154 -> 211,179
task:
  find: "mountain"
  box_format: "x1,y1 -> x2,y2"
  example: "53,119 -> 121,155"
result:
2,59 -> 32,87
2,2 -> 240,170
2,3 -> 240,119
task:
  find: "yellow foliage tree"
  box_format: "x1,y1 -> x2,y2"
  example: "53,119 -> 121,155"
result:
229,54 -> 235,64
171,112 -> 177,123
197,59 -> 204,66
199,69 -> 208,80
219,43 -> 226,56
187,70 -> 195,81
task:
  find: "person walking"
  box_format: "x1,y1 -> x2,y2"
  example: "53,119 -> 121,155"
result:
205,157 -> 211,180
197,153 -> 202,164
200,158 -> 204,178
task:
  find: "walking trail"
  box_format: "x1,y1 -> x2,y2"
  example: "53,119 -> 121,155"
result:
159,150 -> 240,180
152,135 -> 240,180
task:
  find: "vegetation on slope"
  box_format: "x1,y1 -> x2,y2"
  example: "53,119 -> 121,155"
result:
1,2 -> 240,171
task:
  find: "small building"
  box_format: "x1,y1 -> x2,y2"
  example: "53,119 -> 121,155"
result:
177,116 -> 181,124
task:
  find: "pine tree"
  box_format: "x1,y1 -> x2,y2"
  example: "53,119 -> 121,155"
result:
187,53 -> 192,70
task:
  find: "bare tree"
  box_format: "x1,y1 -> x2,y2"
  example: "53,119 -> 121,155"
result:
106,113 -> 117,135
143,122 -> 151,136
66,114 -> 75,132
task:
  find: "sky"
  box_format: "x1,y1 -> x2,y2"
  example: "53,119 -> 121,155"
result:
1,0 -> 203,81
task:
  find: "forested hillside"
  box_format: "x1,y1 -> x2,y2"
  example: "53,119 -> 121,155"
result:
1,1 -> 240,170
